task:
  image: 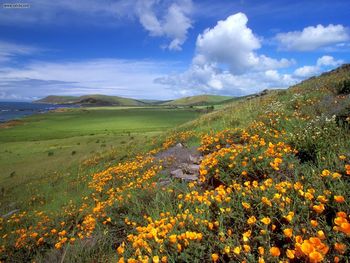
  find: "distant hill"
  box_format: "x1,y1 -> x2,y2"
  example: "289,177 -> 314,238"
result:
35,95 -> 147,106
163,94 -> 233,106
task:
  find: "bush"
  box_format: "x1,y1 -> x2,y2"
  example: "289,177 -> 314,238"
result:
336,80 -> 350,95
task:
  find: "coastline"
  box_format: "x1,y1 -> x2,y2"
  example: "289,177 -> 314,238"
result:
0,101 -> 76,124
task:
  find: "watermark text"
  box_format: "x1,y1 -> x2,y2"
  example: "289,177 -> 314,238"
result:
2,3 -> 31,9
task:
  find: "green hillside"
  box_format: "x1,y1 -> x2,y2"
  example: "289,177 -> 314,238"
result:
34,95 -> 78,104
35,94 -> 147,106
1,65 -> 350,262
164,94 -> 233,106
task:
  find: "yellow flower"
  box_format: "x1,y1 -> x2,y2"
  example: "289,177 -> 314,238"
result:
54,242 -> 62,249
211,253 -> 219,262
223,246 -> 230,254
321,169 -> 330,177
339,155 -> 346,160
332,172 -> 342,179
309,251 -> 323,262
117,242 -> 125,255
168,234 -> 177,244
286,249 -> 295,259
243,244 -> 251,253
152,256 -> 160,263
247,216 -> 257,225
283,228 -> 293,238
301,242 -> 314,255
269,247 -> 280,257
233,246 -> 241,255
334,195 -> 345,203
312,204 -> 325,214
260,217 -> 271,225
242,202 -> 251,209
284,211 -> 294,222
258,246 -> 265,255
317,230 -> 325,239
334,243 -> 346,254
310,220 -> 318,227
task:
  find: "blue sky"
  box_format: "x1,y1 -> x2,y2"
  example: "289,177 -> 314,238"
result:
0,0 -> 349,101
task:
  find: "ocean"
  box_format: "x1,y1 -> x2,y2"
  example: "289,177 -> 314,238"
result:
0,102 -> 74,123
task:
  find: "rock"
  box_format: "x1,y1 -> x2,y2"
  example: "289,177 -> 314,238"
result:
171,169 -> 184,177
189,155 -> 201,164
2,209 -> 19,218
175,143 -> 183,148
172,173 -> 198,181
181,163 -> 199,174
158,178 -> 172,187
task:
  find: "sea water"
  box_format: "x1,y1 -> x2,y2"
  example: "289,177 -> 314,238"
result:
0,102 -> 73,122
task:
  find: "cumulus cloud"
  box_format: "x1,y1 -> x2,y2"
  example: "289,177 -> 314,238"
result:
316,55 -> 343,67
136,0 -> 193,50
293,65 -> 320,78
156,12 -> 296,96
293,55 -> 343,77
194,13 -> 293,74
275,24 -> 350,51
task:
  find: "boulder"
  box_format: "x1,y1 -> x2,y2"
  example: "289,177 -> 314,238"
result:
189,155 -> 201,164
181,163 -> 200,174
171,169 -> 184,177
172,173 -> 198,181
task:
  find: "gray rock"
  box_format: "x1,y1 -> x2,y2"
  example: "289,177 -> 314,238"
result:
181,163 -> 200,174
189,155 -> 201,164
173,173 -> 198,181
158,178 -> 172,187
2,209 -> 19,218
171,169 -> 184,177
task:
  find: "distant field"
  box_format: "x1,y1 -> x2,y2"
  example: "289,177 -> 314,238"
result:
0,107 -> 201,213
0,107 -> 201,142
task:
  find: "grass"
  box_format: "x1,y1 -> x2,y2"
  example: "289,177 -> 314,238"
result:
1,65 -> 350,262
0,107 -> 201,216
164,95 -> 233,106
0,107 -> 201,142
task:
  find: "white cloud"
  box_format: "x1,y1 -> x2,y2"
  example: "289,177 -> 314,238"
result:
294,55 -> 343,77
275,24 -> 350,51
294,65 -> 320,78
316,55 -> 343,67
0,59 -> 180,101
0,41 -> 40,62
0,0 -> 193,51
156,12 -> 296,96
195,12 -> 293,74
136,0 -> 192,50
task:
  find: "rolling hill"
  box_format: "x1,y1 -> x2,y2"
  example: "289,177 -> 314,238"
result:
2,64 -> 350,262
35,94 -> 147,106
163,94 -> 233,106
35,94 -> 235,107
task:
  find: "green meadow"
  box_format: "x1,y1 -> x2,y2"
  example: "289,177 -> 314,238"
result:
0,107 -> 201,214
1,66 -> 350,262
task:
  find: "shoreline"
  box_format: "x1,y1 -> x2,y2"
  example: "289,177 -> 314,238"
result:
0,101 -> 77,124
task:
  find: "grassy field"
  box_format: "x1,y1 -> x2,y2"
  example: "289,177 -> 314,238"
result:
1,66 -> 350,262
0,107 -> 201,215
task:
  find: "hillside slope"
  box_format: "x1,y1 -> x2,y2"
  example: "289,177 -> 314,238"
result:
2,65 -> 350,262
164,94 -> 233,106
35,94 -> 147,106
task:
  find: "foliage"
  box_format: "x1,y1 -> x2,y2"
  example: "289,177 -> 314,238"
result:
1,66 -> 350,262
